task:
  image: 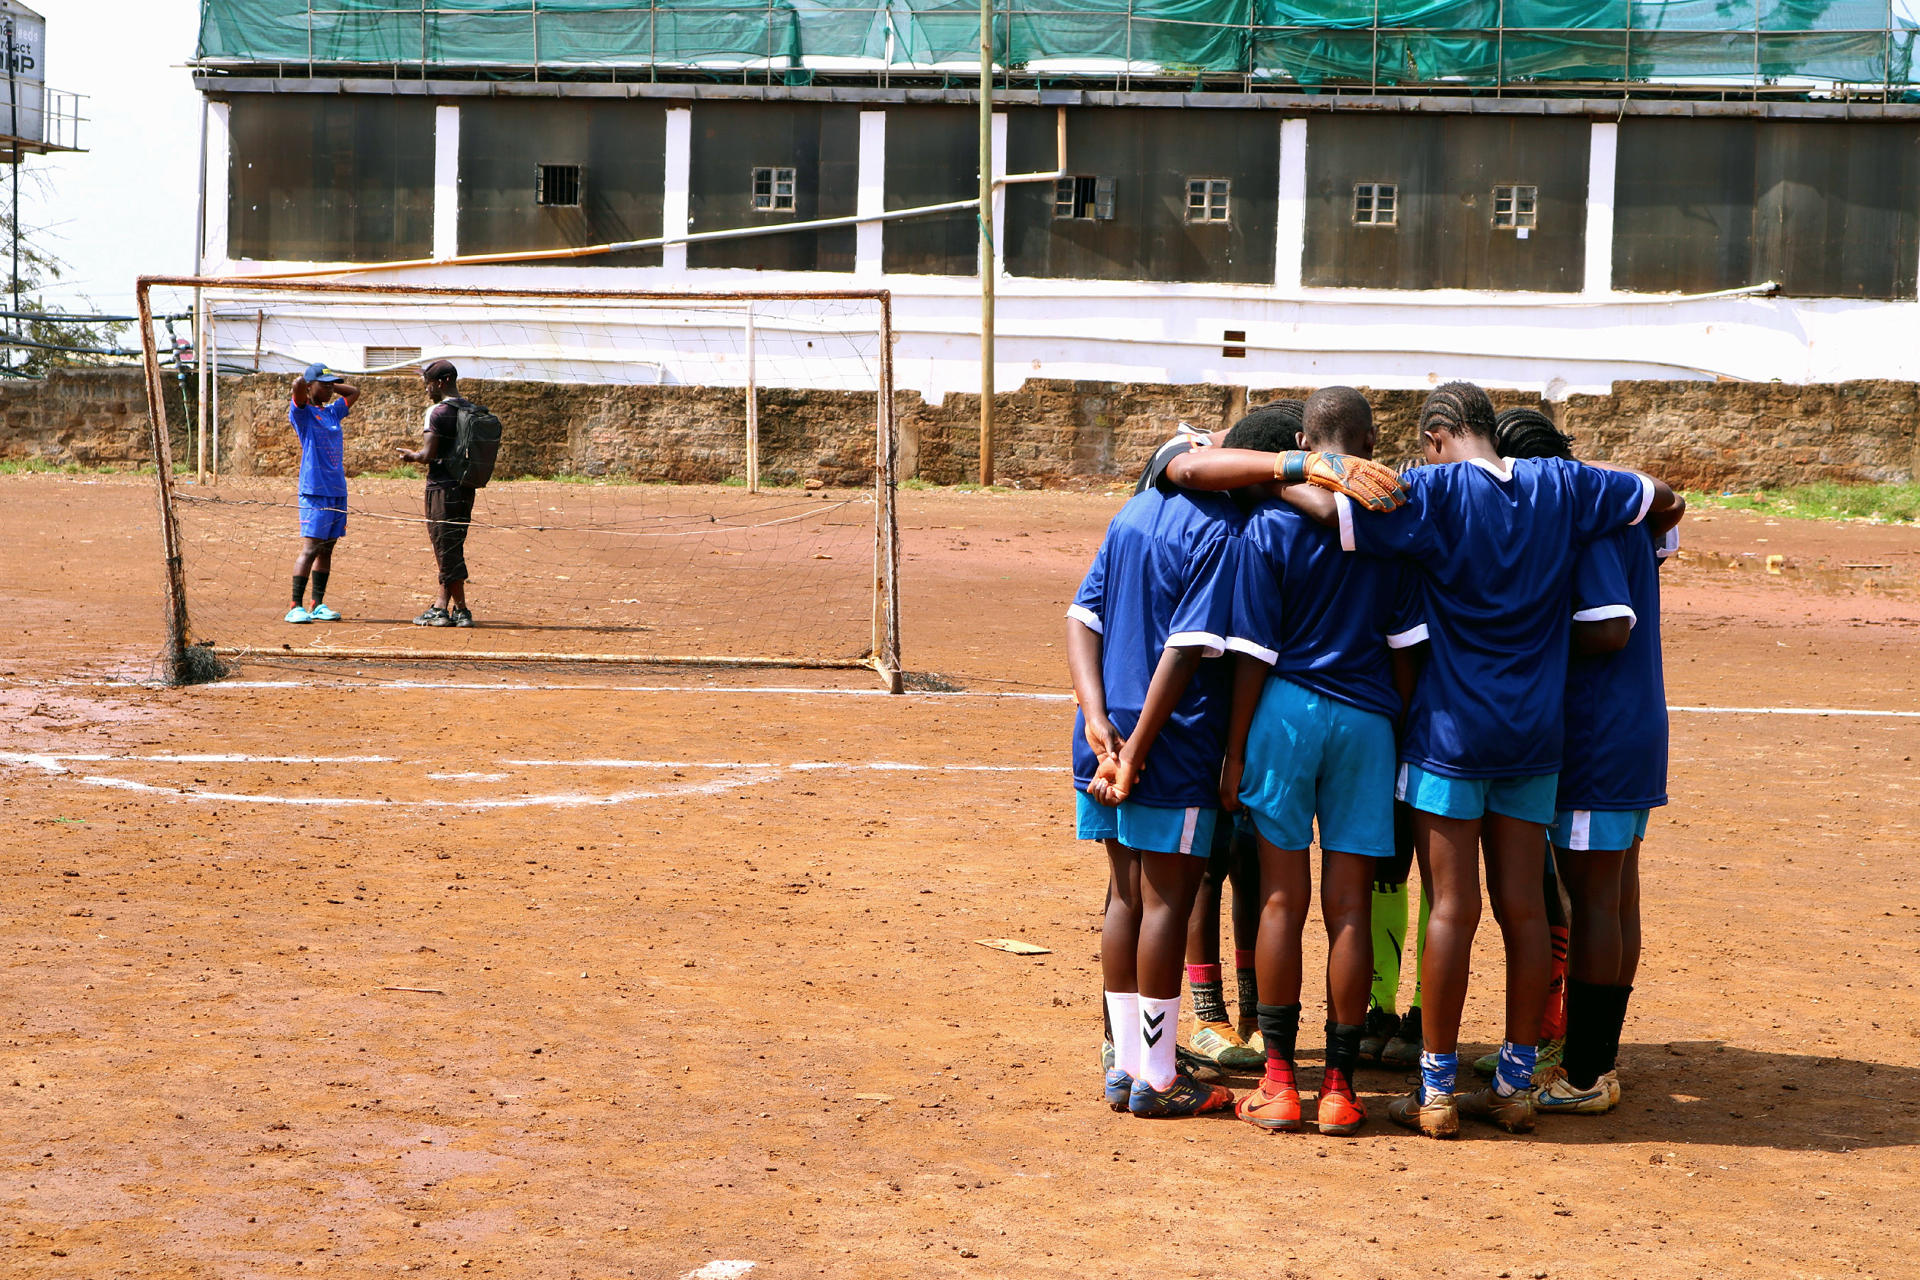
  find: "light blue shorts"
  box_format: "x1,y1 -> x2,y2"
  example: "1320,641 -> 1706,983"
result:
1396,762 -> 1559,826
299,493 -> 348,540
1550,808 -> 1650,852
1076,791 -> 1218,858
1238,677 -> 1397,858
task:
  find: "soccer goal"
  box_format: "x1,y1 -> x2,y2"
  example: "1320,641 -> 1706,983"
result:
136,277 -> 902,690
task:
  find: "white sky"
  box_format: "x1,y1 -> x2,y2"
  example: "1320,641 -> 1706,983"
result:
18,0 -> 200,315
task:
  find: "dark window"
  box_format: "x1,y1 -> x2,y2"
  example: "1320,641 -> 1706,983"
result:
688,102 -> 858,272
882,106 -> 979,277
751,166 -> 796,212
227,95 -> 435,263
1353,182 -> 1397,226
1187,178 -> 1230,224
1053,175 -> 1116,221
1005,107 -> 1278,285
536,163 -> 582,207
1306,116 -> 1588,292
457,99 -> 665,268
1493,184 -> 1537,230
1613,119 -> 1920,300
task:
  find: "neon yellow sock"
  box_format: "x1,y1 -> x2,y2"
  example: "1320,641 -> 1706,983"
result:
1369,881 -> 1407,1013
1412,878 -> 1433,1009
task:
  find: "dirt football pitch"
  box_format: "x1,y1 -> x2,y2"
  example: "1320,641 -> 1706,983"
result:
2,472 -> 1918,1279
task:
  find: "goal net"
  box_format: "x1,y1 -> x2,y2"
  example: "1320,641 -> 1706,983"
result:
136,278 -> 901,689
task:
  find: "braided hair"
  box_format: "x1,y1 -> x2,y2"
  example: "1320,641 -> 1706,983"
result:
1418,380 -> 1497,443
1494,406 -> 1574,461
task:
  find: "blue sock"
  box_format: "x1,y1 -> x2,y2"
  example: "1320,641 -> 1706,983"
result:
1494,1041 -> 1537,1096
1418,1050 -> 1457,1103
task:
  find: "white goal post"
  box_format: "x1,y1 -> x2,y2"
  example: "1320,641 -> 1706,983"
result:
136,276 -> 902,691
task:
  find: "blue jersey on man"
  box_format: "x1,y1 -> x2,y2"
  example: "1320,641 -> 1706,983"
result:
1560,524 -> 1668,811
1228,499 -> 1423,722
290,398 -> 350,498
1069,486 -> 1241,809
1337,456 -> 1653,779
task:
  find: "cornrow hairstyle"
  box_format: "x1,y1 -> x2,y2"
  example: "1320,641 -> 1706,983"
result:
1494,406 -> 1575,461
1418,380 -> 1497,443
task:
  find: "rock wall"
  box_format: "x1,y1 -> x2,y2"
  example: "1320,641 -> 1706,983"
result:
3,368 -> 1916,491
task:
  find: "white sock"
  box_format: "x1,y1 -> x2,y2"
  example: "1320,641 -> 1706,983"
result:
1138,993 -> 1182,1091
1104,991 -> 1140,1078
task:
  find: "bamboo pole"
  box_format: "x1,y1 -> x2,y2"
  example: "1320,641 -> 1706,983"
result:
137,280 -> 194,682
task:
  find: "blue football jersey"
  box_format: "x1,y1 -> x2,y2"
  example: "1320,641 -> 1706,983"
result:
1229,499 -> 1424,723
1340,456 -> 1654,779
1560,524 -> 1669,811
1068,487 -> 1242,809
290,397 -> 350,498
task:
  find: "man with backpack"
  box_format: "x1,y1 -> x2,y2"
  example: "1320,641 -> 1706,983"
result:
397,359 -> 500,628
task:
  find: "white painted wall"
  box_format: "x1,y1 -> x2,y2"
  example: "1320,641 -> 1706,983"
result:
432,104 -> 461,261
195,103 -> 1920,399
855,110 -> 885,278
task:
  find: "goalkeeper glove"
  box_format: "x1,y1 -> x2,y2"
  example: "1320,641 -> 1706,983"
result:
1275,450 -> 1407,513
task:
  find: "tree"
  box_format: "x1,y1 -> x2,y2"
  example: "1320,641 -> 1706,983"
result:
0,193 -> 131,378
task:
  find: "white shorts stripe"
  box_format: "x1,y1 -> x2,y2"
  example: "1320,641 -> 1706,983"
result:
1569,810 -> 1592,851
1178,807 -> 1200,856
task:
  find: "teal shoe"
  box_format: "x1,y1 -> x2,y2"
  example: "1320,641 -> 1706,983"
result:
1104,1067 -> 1133,1112
308,603 -> 341,621
285,606 -> 313,623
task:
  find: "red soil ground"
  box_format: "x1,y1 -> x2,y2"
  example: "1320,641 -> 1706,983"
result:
1,473 -> 1916,1279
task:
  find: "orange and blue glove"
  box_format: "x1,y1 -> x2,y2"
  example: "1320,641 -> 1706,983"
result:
1275,450 -> 1408,513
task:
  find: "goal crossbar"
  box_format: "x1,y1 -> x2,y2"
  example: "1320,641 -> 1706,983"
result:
137,276 -> 903,692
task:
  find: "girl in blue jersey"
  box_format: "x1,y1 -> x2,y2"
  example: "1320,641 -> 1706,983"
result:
1067,480 -> 1244,1118
1498,411 -> 1675,1116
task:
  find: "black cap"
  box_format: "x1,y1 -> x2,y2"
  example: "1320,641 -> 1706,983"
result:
422,359 -> 458,382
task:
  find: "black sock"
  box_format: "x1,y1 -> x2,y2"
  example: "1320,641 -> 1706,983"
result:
1564,979 -> 1610,1090
1235,963 -> 1259,1028
291,574 -> 308,606
311,570 -> 329,605
1325,1021 -> 1363,1082
1191,973 -> 1228,1026
1603,984 -> 1634,1075
1256,1003 -> 1301,1063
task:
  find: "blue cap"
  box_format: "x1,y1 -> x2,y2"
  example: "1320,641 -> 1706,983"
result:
303,362 -> 342,383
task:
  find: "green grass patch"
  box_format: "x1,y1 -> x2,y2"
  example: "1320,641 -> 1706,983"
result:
358,464 -> 422,480
1684,482 -> 1920,525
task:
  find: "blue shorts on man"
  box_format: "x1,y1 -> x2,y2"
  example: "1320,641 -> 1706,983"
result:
1239,677 -> 1396,858
1550,808 -> 1649,852
1396,762 -> 1558,826
298,493 -> 348,540
1075,791 -> 1218,858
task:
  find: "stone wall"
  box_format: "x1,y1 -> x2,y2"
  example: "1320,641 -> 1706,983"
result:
3,368 -> 1916,491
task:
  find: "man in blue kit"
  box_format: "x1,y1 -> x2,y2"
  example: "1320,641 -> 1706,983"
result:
285,362 -> 360,623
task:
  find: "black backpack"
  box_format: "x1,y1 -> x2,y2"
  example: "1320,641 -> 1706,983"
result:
445,398 -> 503,489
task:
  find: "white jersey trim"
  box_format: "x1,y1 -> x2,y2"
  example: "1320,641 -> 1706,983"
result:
1166,630 -> 1227,660
1629,472 -> 1656,526
1466,455 -> 1517,482
1335,492 -> 1356,552
1386,623 -> 1431,649
1224,635 -> 1280,666
1066,604 -> 1103,635
1573,604 -> 1637,628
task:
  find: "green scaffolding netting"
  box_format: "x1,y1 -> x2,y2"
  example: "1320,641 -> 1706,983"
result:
198,0 -> 1920,85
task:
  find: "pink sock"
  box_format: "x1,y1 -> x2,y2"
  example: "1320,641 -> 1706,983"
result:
1185,962 -> 1221,986
1234,949 -> 1255,970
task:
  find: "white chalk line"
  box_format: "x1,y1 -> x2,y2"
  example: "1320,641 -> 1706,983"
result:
0,751 -> 1057,810
8,676 -> 1920,718
0,752 -> 781,809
